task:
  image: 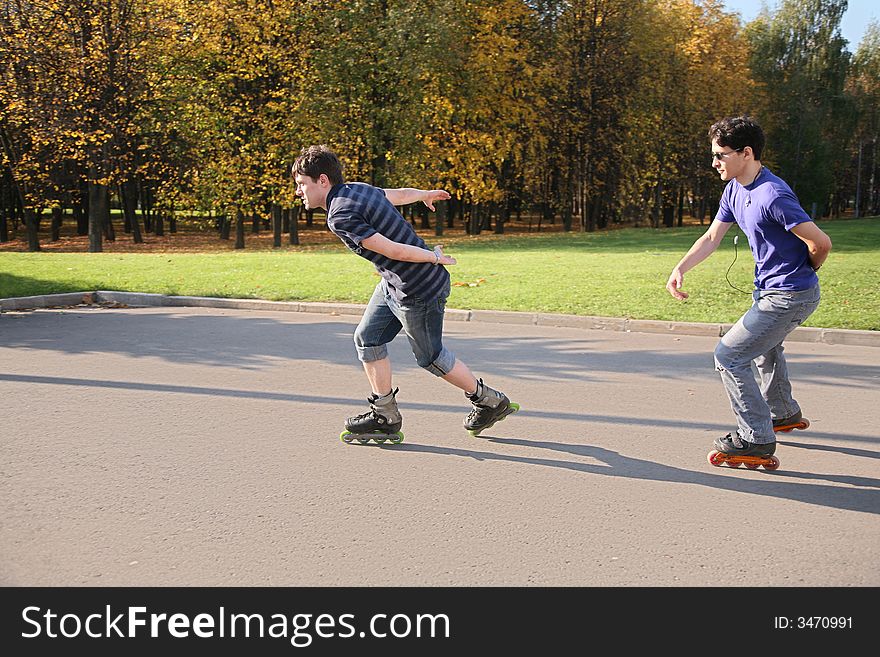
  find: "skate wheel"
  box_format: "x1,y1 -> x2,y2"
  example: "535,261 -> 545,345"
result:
509,402 -> 521,413
763,456 -> 780,471
800,419 -> 811,430
374,436 -> 388,444
357,436 -> 371,445
388,432 -> 404,444
745,462 -> 761,470
726,460 -> 741,468
707,451 -> 724,467
340,431 -> 354,444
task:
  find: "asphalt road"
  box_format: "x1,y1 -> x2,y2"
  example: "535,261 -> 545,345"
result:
1,305 -> 878,586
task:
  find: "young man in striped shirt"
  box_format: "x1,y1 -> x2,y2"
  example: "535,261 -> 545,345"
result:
292,145 -> 518,441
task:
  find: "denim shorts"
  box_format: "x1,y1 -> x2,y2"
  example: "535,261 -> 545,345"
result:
353,280 -> 456,376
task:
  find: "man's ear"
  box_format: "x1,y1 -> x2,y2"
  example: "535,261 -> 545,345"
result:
319,173 -> 330,186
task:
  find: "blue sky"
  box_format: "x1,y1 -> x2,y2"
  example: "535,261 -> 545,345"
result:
723,0 -> 878,49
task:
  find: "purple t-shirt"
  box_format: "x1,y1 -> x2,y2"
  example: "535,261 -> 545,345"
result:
715,167 -> 818,291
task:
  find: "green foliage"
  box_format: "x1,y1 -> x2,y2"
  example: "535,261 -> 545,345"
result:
746,0 -> 853,212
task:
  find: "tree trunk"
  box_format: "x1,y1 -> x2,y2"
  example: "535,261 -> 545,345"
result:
140,182 -> 153,232
121,179 -> 143,243
12,194 -> 22,231
272,202 -> 282,247
220,213 -> 231,240
435,201 -> 445,237
119,185 -> 130,232
494,202 -> 506,234
0,174 -> 9,242
677,184 -> 684,227
103,207 -> 116,241
87,169 -> 105,252
469,204 -> 482,235
50,207 -> 62,241
590,196 -> 603,232
854,139 -> 862,218
74,180 -> 88,235
494,215 -> 504,234
662,203 -> 674,228
868,136 -> 877,216
289,205 -> 300,245
235,208 -> 245,249
24,207 -> 40,251
561,204 -> 572,232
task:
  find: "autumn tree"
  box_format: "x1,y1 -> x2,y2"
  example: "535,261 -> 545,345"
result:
1,0 -> 174,252
627,0 -> 754,228
418,0 -> 542,233
159,0 -> 307,248
847,22 -> 880,216
0,0 -> 71,251
746,0 -> 852,217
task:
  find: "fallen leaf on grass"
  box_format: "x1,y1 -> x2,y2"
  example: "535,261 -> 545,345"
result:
452,278 -> 486,288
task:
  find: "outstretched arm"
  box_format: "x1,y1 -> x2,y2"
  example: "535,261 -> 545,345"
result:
383,188 -> 451,211
666,219 -> 733,300
361,233 -> 457,265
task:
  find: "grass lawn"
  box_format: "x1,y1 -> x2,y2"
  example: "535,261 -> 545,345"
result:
1,216 -> 878,330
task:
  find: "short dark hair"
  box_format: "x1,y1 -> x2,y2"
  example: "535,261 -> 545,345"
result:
708,116 -> 765,160
291,145 -> 345,185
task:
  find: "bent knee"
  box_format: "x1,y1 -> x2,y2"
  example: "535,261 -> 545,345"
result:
714,340 -> 751,371
353,327 -> 370,350
416,346 -> 455,377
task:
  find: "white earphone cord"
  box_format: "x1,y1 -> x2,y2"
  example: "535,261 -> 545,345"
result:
725,234 -> 753,295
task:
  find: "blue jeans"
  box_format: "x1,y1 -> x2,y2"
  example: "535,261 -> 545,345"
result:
713,286 -> 820,444
353,280 -> 456,376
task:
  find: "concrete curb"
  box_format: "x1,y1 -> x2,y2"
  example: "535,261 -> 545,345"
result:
2,290 -> 878,348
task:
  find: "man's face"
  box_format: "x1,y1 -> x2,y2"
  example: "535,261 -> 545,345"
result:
294,173 -> 329,210
711,138 -> 746,182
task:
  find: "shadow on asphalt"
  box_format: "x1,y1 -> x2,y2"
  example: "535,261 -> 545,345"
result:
4,310 -> 879,389
395,437 -> 880,516
5,310 -> 879,517
3,371 -> 877,449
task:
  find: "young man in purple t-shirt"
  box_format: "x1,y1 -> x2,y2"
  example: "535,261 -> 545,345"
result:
292,145 -> 518,443
666,116 -> 832,461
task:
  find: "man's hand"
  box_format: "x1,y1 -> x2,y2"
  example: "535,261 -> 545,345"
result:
666,269 -> 688,300
422,190 -> 451,212
433,245 -> 456,266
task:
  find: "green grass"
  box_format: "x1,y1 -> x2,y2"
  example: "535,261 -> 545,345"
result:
1,217 -> 878,330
